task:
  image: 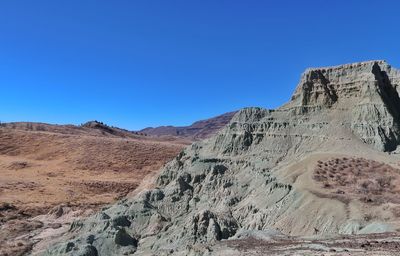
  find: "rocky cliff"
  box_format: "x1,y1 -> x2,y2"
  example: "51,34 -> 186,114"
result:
43,61 -> 400,256
288,60 -> 400,151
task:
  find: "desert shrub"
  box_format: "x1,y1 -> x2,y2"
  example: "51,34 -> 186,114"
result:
0,202 -> 16,211
360,196 -> 374,203
377,176 -> 393,188
360,180 -> 371,189
363,214 -> 374,221
392,206 -> 400,218
313,175 -> 326,182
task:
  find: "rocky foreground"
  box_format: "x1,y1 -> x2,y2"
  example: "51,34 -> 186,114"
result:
43,60 -> 400,255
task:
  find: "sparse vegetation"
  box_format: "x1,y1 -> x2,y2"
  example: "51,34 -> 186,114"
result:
0,123 -> 187,256
392,206 -> 400,218
313,157 -> 400,205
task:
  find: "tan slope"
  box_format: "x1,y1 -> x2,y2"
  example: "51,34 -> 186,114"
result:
0,125 -> 189,256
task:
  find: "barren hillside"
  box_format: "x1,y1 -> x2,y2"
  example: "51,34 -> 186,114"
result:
0,123 -> 189,256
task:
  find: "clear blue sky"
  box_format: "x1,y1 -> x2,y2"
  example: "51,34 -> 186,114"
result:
1,1 -> 399,130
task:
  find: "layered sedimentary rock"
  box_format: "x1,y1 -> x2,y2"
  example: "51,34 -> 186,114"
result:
44,61 -> 400,256
289,60 -> 400,151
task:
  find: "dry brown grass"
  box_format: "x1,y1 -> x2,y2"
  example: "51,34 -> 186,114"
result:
0,126 -> 188,256
313,157 -> 400,205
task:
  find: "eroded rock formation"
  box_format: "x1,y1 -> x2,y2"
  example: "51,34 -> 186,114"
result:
43,61 -> 400,256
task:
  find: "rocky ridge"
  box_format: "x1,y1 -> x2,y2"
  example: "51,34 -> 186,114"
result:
140,111 -> 237,140
43,60 -> 400,255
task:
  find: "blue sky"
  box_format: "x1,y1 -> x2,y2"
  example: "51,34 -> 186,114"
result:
1,1 -> 399,130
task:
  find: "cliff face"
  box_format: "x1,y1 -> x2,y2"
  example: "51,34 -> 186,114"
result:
44,61 -> 400,256
211,61 -> 400,163
290,60 -> 400,151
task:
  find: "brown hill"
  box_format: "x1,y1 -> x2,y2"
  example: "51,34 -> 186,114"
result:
0,122 -> 189,256
1,120 -> 146,138
139,111 -> 237,140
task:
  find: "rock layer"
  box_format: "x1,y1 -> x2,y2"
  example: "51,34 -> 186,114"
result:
43,61 -> 400,256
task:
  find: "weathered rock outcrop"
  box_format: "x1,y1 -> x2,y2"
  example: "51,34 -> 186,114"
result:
43,61 -> 400,256
289,60 -> 400,151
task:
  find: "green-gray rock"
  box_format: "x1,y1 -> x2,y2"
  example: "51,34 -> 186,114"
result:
43,60 -> 400,255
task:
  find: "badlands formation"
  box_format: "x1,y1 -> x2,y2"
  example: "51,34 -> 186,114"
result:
44,61 -> 400,255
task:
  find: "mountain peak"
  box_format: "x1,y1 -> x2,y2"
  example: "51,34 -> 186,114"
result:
220,61 -> 400,153
304,60 -> 388,73
289,60 -> 400,109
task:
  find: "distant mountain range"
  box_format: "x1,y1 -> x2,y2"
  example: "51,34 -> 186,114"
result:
139,111 -> 237,140
1,111 -> 237,142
